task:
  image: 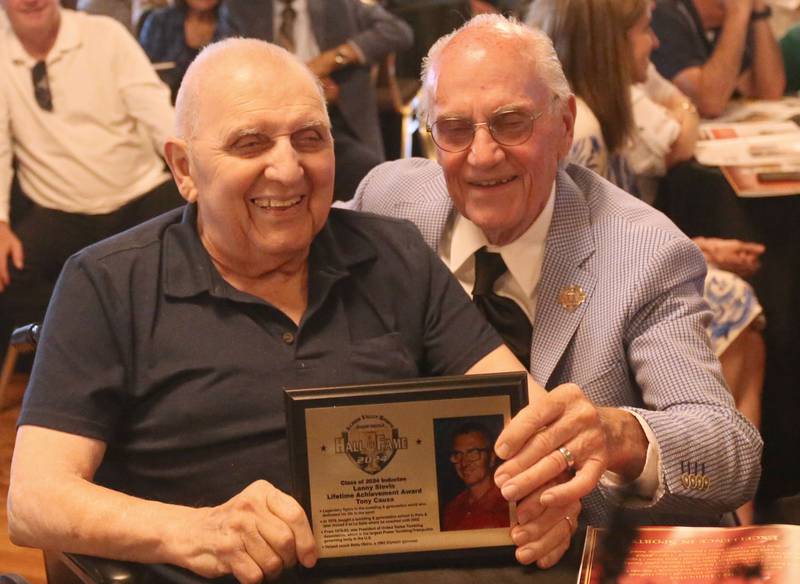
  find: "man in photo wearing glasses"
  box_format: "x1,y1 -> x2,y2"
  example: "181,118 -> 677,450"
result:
0,0 -> 181,364
442,421 -> 510,532
348,14 -> 762,532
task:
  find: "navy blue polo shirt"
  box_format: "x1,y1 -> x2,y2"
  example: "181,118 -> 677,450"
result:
19,204 -> 502,507
652,0 -> 753,82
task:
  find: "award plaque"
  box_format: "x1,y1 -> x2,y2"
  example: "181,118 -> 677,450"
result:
284,372 -> 528,568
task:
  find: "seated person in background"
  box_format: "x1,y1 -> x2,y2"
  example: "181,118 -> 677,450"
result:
8,38 -> 594,582
349,14 -> 762,531
77,0 -> 168,32
139,0 -> 223,100
530,0 -> 768,424
0,1 -> 182,366
443,422 -> 511,532
650,0 -> 785,118
529,0 -> 766,471
220,0 -> 413,202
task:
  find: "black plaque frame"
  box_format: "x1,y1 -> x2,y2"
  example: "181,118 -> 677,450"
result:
284,372 -> 528,569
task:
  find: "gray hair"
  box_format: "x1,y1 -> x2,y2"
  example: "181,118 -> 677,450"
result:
175,37 -> 327,140
419,14 -> 572,124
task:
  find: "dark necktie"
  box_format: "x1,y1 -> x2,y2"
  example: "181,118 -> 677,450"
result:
472,248 -> 532,365
277,0 -> 297,54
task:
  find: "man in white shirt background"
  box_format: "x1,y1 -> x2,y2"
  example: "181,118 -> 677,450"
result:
0,0 -> 182,365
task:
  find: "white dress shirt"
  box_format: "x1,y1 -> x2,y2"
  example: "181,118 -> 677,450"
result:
0,9 -> 173,222
438,185 -> 663,501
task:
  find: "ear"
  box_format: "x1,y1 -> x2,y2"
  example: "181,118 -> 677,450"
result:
556,95 -> 577,160
164,138 -> 199,203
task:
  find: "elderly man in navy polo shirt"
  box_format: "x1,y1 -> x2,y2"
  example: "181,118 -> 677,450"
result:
6,39 -> 595,582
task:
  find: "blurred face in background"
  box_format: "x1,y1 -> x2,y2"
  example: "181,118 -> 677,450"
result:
627,1 -> 658,84
1,0 -> 60,41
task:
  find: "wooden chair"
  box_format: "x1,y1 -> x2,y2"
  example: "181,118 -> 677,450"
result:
4,325 -> 143,583
0,324 -> 38,410
375,52 -> 423,159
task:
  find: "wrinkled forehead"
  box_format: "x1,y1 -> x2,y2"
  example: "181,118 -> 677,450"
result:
432,39 -> 549,116
196,59 -> 327,125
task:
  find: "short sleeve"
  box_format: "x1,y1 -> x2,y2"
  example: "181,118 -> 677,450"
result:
18,254 -> 128,441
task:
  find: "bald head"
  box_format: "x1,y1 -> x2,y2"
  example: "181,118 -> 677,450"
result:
175,38 -> 327,140
419,14 -> 571,124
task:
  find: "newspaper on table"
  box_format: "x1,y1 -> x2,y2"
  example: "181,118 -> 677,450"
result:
694,101 -> 800,196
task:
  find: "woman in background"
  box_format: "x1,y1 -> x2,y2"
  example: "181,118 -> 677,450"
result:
528,0 -> 766,523
138,0 -> 222,100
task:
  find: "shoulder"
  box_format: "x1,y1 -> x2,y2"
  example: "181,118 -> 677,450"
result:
652,0 -> 689,25
140,6 -> 181,28
73,207 -> 184,271
561,164 -> 688,242
569,99 -> 609,178
572,98 -> 603,141
327,207 -> 430,254
354,157 -> 449,211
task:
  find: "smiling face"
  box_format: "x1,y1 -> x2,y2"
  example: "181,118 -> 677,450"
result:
452,431 -> 495,488
627,2 -> 658,84
430,32 -> 575,246
1,0 -> 60,42
166,49 -> 334,277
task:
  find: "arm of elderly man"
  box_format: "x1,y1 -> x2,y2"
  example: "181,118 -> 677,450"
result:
7,209 -> 576,579
493,231 -> 762,518
348,158 -> 762,525
651,0 -> 785,118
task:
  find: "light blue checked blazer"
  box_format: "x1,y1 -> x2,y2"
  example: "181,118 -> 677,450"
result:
347,157 -> 762,527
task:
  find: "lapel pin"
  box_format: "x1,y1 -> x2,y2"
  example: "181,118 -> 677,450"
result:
559,285 -> 586,312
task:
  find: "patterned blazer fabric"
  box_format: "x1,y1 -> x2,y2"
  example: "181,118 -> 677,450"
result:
349,157 -> 762,526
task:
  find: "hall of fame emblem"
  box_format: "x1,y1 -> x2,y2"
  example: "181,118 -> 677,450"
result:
334,414 -> 408,474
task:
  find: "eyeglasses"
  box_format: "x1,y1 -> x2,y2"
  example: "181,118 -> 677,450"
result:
428,108 -> 544,153
449,447 -> 490,464
32,61 -> 53,112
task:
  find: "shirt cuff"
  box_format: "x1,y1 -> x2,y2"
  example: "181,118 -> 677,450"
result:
599,411 -> 664,506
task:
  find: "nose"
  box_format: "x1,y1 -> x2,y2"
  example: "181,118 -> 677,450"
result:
650,28 -> 660,50
262,138 -> 304,185
467,125 -> 505,168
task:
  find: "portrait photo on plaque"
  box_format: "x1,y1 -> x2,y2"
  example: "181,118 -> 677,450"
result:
434,415 -> 510,532
284,372 -> 527,568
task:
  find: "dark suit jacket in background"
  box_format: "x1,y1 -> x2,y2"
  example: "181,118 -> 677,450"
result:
220,0 -> 413,156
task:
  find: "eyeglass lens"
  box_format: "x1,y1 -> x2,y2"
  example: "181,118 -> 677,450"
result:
450,447 -> 488,463
32,61 -> 53,112
431,110 -> 536,152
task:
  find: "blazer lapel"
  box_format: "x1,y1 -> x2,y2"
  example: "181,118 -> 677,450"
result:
530,171 -> 597,387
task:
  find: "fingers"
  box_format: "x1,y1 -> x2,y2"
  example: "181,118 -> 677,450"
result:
511,497 -> 581,567
495,398 -> 566,461
494,385 -> 607,505
0,224 -> 24,292
265,486 -> 318,568
197,481 -> 315,582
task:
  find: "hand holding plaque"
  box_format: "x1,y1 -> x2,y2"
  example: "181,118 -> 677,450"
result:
285,372 -> 528,569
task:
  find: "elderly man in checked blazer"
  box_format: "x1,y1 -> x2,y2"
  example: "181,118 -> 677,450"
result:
348,14 -> 762,534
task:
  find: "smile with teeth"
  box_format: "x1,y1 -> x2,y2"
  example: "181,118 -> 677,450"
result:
252,196 -> 303,209
470,176 -> 516,187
